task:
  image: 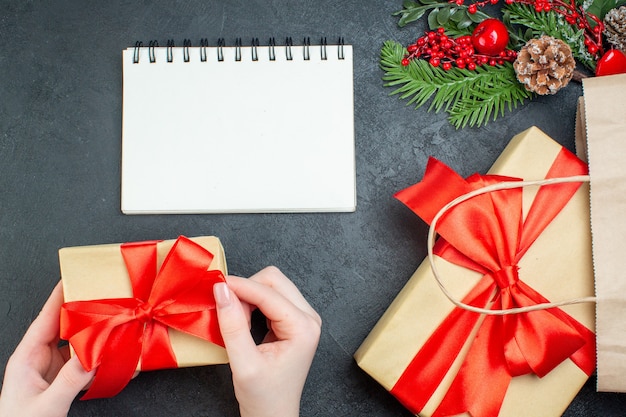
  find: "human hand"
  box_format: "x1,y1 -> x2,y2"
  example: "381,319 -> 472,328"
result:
213,266 -> 322,417
0,282 -> 95,417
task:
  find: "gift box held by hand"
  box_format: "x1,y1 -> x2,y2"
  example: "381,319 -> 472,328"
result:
59,236 -> 228,400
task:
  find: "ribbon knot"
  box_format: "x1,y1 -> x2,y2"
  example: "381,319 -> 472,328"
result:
134,301 -> 154,323
390,152 -> 595,417
489,264 -> 519,289
60,236 -> 226,400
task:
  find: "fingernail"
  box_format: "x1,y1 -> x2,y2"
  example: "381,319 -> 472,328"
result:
214,282 -> 232,308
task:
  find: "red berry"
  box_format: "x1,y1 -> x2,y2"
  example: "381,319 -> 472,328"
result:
471,18 -> 509,55
442,62 -> 452,70
407,44 -> 418,53
596,49 -> 626,76
468,4 -> 478,13
467,62 -> 476,70
401,58 -> 410,66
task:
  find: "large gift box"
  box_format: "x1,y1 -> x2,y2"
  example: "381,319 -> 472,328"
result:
59,235 -> 228,400
354,127 -> 596,417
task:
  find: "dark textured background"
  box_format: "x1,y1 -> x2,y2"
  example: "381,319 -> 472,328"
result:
1,0 -> 626,415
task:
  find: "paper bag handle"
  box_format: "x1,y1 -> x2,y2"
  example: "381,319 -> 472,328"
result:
428,175 -> 596,315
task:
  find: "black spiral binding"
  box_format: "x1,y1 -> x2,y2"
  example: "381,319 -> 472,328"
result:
251,38 -> 259,61
148,40 -> 158,63
285,37 -> 293,61
183,39 -> 192,62
200,38 -> 209,62
217,38 -> 225,62
234,38 -> 242,61
268,37 -> 276,61
131,38 -> 345,63
133,41 -> 142,64
303,37 -> 310,61
338,37 -> 345,60
166,39 -> 175,63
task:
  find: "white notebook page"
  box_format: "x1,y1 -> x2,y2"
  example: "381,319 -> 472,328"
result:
121,41 -> 355,214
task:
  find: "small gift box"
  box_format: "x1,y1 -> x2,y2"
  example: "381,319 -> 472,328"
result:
354,127 -> 596,417
60,235 -> 228,400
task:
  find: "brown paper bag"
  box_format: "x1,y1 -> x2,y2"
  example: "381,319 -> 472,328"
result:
580,73 -> 626,393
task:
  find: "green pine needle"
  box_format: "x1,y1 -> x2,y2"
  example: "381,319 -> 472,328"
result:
381,40 -> 534,128
502,3 -> 596,71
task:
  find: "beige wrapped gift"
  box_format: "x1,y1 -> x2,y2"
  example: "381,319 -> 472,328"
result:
60,235 -> 228,399
355,127 -> 595,417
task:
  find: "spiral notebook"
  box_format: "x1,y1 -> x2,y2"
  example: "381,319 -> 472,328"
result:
121,38 -> 355,214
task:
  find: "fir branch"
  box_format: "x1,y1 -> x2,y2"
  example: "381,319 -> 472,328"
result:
448,64 -> 534,127
502,3 -> 596,70
381,40 -> 533,128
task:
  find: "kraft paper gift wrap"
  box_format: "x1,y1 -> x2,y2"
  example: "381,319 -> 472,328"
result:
59,235 -> 228,399
354,127 -> 596,417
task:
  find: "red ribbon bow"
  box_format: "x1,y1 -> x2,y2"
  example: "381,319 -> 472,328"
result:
60,236 -> 226,400
390,148 -> 595,417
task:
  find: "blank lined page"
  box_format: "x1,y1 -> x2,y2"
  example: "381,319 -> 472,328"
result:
121,41 -> 355,214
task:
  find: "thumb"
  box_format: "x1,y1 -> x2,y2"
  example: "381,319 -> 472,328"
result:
43,355 -> 95,410
214,282 -> 258,365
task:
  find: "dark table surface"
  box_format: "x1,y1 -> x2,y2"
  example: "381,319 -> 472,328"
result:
2,1 -> 626,416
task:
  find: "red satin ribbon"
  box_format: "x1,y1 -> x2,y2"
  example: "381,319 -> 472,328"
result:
60,236 -> 225,400
390,148 -> 595,417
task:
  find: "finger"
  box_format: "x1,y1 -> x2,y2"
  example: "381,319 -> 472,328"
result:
245,267 -> 321,326
59,344 -> 71,362
19,282 -> 64,350
245,267 -> 316,316
225,276 -> 317,339
213,282 -> 260,366
42,355 -> 95,409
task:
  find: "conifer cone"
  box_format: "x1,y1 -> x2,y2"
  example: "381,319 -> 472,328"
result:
604,6 -> 626,52
513,36 -> 575,95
